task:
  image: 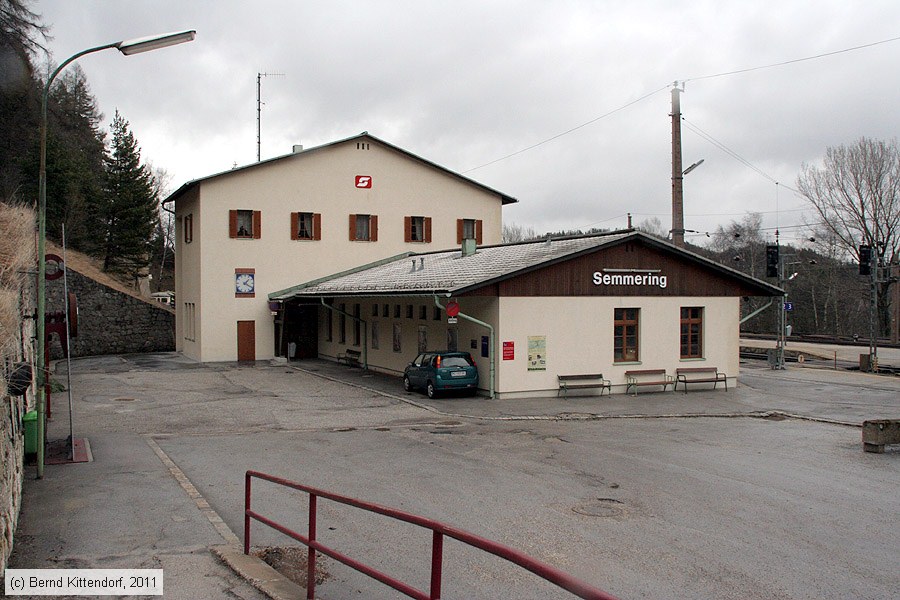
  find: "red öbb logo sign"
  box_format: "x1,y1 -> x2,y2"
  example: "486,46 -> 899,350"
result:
355,175 -> 372,188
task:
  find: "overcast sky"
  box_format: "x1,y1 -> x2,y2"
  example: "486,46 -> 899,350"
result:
36,1 -> 900,246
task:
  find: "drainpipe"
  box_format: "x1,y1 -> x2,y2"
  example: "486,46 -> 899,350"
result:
434,294 -> 495,399
320,298 -> 367,369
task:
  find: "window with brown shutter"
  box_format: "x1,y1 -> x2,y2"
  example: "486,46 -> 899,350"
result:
292,212 -> 321,240
350,214 -> 377,241
457,218 -> 482,244
230,210 -> 261,239
405,216 -> 432,243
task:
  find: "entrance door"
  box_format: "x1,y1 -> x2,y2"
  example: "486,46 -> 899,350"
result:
237,321 -> 256,361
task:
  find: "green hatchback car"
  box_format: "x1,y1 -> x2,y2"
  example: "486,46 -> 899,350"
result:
403,351 -> 479,398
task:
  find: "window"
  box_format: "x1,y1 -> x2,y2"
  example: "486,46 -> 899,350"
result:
456,218 -> 483,244
382,304 -> 389,318
230,210 -> 261,239
349,214 -> 378,241
184,214 -> 193,244
339,303 -> 346,344
183,302 -> 196,341
353,304 -> 361,346
447,328 -> 458,352
418,326 -> 428,353
393,323 -> 402,352
406,305 -> 413,319
394,305 -> 401,319
371,304 -> 379,317
291,212 -> 321,240
371,321 -> 379,350
433,307 -> 441,321
419,305 -> 427,320
680,307 -> 703,359
326,304 -> 333,342
405,216 -> 432,243
614,308 -> 639,362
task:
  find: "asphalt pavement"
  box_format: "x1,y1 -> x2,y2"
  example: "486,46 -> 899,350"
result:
7,351 -> 900,599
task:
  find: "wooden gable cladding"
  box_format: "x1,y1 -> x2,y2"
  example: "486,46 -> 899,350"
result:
466,239 -> 776,298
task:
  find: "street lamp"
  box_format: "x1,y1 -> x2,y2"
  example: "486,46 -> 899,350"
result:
35,30 -> 196,478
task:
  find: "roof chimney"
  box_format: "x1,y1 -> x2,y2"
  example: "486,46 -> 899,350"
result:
461,238 -> 477,257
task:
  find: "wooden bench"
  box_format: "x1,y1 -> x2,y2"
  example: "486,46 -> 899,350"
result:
675,367 -> 727,393
337,349 -> 361,367
557,374 -> 611,398
625,369 -> 674,396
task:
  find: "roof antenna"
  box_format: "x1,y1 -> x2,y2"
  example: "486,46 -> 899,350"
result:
257,71 -> 285,161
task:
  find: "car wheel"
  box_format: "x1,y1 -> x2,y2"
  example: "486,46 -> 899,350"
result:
403,376 -> 412,392
426,381 -> 437,399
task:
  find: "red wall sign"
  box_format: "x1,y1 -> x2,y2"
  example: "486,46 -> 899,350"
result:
503,341 -> 515,361
446,301 -> 460,317
355,175 -> 372,188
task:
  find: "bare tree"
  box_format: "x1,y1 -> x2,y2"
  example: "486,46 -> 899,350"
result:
502,222 -> 537,243
797,137 -> 900,336
636,217 -> 667,239
797,137 -> 900,264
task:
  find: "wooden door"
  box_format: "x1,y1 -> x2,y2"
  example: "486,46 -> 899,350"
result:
237,321 -> 256,361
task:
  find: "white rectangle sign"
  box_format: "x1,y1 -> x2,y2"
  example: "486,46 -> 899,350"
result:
5,569 -> 163,596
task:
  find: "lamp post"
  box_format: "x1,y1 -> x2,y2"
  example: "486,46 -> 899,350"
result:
36,30 -> 196,478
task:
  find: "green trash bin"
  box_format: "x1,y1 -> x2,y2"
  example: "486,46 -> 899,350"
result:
22,410 -> 38,455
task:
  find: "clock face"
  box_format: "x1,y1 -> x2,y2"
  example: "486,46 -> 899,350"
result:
235,273 -> 255,294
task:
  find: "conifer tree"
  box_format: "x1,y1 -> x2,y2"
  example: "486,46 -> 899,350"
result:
98,110 -> 158,276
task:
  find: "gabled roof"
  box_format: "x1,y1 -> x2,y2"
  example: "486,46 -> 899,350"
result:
163,132 -> 517,206
269,230 -> 784,300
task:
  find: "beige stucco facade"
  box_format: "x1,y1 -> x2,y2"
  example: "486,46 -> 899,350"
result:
314,294 -> 739,398
170,135 -> 510,362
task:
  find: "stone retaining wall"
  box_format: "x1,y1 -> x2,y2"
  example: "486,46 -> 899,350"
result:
1,394 -> 24,575
46,268 -> 175,358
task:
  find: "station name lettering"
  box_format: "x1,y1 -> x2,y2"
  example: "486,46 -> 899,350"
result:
593,272 -> 668,289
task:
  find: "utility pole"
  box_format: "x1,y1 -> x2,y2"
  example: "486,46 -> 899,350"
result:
670,82 -> 685,248
867,243 -> 879,372
257,72 -> 284,162
775,230 -> 786,369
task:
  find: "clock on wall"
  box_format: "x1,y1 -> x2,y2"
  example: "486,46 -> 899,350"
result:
235,270 -> 255,296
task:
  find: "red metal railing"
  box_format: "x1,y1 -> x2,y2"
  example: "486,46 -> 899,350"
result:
244,470 -> 621,600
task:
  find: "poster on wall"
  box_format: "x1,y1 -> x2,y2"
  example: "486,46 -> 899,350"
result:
503,341 -> 515,360
528,336 -> 547,371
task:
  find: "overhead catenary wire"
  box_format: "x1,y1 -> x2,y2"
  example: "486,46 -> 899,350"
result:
464,34 -> 900,175
462,85 -> 670,173
682,34 -> 900,83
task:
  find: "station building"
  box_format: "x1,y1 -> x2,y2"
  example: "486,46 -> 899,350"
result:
164,133 -> 514,362
269,231 -> 784,398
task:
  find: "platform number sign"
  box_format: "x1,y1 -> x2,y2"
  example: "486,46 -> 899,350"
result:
783,301 -> 793,312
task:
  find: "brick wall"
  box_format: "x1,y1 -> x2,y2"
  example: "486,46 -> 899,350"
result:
46,268 -> 175,358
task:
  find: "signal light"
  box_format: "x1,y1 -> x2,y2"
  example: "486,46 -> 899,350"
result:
765,244 -> 779,278
859,245 -> 872,275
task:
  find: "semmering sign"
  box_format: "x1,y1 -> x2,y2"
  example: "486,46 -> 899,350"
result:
593,270 -> 668,289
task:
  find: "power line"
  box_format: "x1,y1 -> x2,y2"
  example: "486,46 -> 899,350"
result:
681,118 -> 806,196
683,34 -> 900,83
462,85 -> 669,173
